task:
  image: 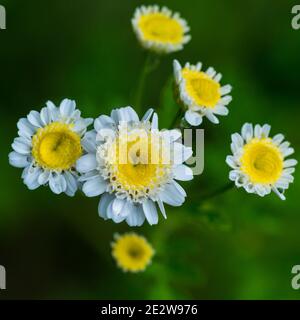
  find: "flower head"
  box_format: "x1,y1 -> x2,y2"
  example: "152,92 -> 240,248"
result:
111,233 -> 154,273
132,5 -> 191,54
173,59 -> 232,126
9,99 -> 93,196
226,123 -> 297,200
76,106 -> 193,226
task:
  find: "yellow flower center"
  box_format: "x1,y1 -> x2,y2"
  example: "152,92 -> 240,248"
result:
138,12 -> 184,44
112,234 -> 154,272
182,68 -> 221,108
240,138 -> 283,184
105,132 -> 171,199
32,122 -> 82,171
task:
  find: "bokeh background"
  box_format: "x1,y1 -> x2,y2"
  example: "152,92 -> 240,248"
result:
0,0 -> 300,299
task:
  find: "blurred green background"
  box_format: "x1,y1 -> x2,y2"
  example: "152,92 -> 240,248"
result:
0,0 -> 300,299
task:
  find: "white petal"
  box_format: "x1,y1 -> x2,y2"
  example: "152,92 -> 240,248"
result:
220,96 -> 232,105
112,198 -> 126,216
241,123 -> 253,142
272,187 -> 286,200
142,199 -> 158,225
23,166 -> 42,190
82,176 -> 106,197
76,154 -> 97,173
226,156 -> 238,169
81,130 -> 97,153
40,107 -> 51,125
284,159 -> 298,168
172,180 -> 187,197
220,85 -> 232,95
49,173 -> 67,194
38,170 -> 50,185
73,119 -> 88,135
185,110 -> 202,126
157,199 -> 167,219
173,142 -> 193,164
151,112 -> 158,130
27,110 -> 43,128
205,111 -> 219,124
78,170 -> 99,182
173,164 -> 193,181
273,134 -> 284,145
254,124 -> 262,138
261,124 -> 271,138
159,182 -> 185,206
17,118 -> 35,139
94,115 -> 115,132
98,193 -> 115,220
161,129 -> 182,142
213,105 -> 229,116
106,201 -> 126,223
126,204 -> 146,226
173,59 -> 182,83
9,151 -> 30,168
142,108 -> 154,121
214,73 -> 222,82
124,106 -> 139,122
46,101 -> 59,121
64,171 -> 78,197
282,148 -> 294,157
59,99 -> 76,118
12,137 -> 31,155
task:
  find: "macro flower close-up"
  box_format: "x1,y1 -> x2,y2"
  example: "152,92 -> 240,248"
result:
76,106 -> 193,226
173,59 -> 232,126
8,99 -> 93,196
226,123 -> 297,200
132,5 -> 191,54
111,233 -> 155,273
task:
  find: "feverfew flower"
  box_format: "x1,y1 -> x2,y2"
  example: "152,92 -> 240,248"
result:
226,123 -> 297,200
111,233 -> 155,273
132,5 -> 191,54
173,59 -> 232,126
76,106 -> 193,226
9,99 -> 93,196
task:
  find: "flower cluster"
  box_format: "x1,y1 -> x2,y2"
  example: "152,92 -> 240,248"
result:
8,5 -> 297,273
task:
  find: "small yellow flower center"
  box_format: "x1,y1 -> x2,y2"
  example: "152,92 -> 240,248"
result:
106,133 -> 170,198
182,68 -> 221,108
112,234 -> 154,272
138,13 -> 184,44
32,122 -> 82,171
240,138 -> 283,184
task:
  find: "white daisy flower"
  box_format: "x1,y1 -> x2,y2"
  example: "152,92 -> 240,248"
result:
76,106 -> 193,226
9,99 -> 93,196
226,123 -> 297,200
173,59 -> 232,126
132,5 -> 191,54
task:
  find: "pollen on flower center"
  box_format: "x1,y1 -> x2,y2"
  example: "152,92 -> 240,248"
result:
240,138 -> 283,184
32,122 -> 82,171
99,128 -> 172,201
183,69 -> 221,108
138,13 -> 184,44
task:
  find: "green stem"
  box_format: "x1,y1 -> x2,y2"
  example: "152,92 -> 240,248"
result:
134,52 -> 160,114
201,182 -> 234,201
169,107 -> 184,129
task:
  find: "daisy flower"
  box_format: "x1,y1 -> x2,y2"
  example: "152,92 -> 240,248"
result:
132,5 -> 191,54
9,99 -> 93,196
173,59 -> 232,126
111,233 -> 155,273
76,106 -> 193,226
226,123 -> 297,200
